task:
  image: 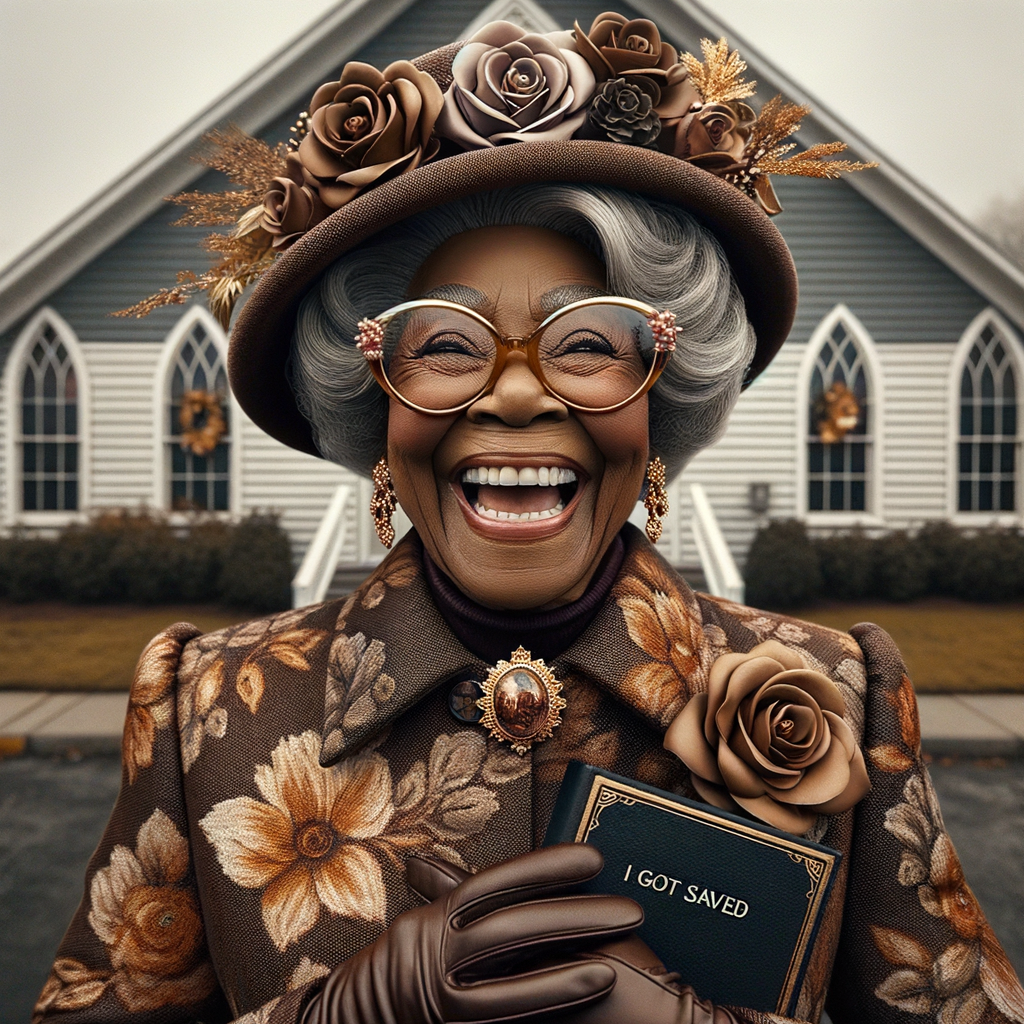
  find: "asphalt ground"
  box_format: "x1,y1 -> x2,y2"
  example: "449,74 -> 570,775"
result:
2,756 -> 1022,1024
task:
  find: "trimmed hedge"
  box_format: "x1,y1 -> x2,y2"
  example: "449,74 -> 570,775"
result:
745,520 -> 1024,609
0,510 -> 292,611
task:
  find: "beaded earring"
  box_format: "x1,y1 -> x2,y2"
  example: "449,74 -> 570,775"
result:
370,457 -> 397,548
644,457 -> 669,543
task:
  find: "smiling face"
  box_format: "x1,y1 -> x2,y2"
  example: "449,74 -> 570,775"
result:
386,224 -> 650,610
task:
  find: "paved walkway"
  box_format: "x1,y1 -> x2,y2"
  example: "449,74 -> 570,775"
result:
2,690 -> 1024,757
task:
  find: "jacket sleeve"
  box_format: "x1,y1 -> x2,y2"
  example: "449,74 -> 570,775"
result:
825,623 -> 1024,1024
30,624 -> 244,1024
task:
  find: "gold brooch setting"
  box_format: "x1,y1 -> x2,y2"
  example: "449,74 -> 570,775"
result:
477,646 -> 566,755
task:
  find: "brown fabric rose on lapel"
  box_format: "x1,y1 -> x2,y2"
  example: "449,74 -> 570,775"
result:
434,22 -> 596,147
298,60 -> 444,209
573,13 -> 697,119
664,639 -> 870,834
262,153 -> 330,249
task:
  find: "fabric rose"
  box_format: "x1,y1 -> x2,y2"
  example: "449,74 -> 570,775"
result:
664,640 -> 870,833
578,78 -> 661,147
297,60 -> 444,209
658,100 -> 755,171
573,13 -> 697,118
261,153 -> 329,249
434,22 -> 596,148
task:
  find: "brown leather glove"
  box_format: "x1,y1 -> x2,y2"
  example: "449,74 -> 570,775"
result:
409,853 -> 741,1024
301,844 -> 643,1024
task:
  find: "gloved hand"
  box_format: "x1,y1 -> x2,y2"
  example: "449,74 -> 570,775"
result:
409,853 -> 741,1024
301,844 -> 643,1024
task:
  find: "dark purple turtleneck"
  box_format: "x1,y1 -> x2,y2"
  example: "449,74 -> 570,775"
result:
422,533 -> 626,664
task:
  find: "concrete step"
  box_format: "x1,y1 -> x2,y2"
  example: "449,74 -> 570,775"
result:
2,688 -> 1022,759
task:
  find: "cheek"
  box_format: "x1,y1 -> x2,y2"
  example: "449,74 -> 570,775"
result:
385,403 -> 457,507
578,400 -> 649,479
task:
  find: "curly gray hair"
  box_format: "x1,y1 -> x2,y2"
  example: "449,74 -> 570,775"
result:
288,183 -> 756,480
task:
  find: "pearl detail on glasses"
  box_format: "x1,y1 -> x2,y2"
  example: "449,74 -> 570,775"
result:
355,318 -> 384,360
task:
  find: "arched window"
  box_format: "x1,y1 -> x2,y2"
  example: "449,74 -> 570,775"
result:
4,309 -> 88,520
806,316 -> 873,512
162,312 -> 231,512
956,317 -> 1020,513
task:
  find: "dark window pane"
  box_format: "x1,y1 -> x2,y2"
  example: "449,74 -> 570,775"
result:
194,324 -> 206,343
999,481 -> 1015,511
169,404 -> 180,436
959,442 -> 973,474
1001,443 -> 1015,473
24,480 -> 36,511
960,403 -> 973,437
43,479 -> 57,510
214,480 -> 229,510
23,442 -> 36,472
829,444 -> 844,473
42,401 -> 57,435
981,365 -> 995,399
213,444 -> 229,473
192,454 -> 207,474
851,443 -> 866,473
181,341 -> 195,366
171,367 -> 185,399
172,446 -> 187,472
961,366 -> 973,398
833,364 -> 847,388
809,444 -> 823,473
1004,402 -> 1017,437
43,443 -> 57,473
64,367 -> 77,401
65,443 -> 78,473
22,366 -> 34,399
959,480 -> 972,511
31,342 -> 45,364
1005,369 -> 1017,399
850,480 -> 865,510
193,479 -> 208,509
981,403 -> 994,435
979,480 -> 993,511
65,403 -> 77,436
43,365 -> 57,399
830,479 -> 844,510
979,443 -> 994,474
809,480 -> 824,510
65,479 -> 78,511
22,402 -> 35,435
193,365 -> 208,392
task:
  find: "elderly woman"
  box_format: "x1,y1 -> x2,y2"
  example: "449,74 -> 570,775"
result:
35,17 -> 1023,1024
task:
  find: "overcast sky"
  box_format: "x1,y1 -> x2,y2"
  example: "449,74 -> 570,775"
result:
1,0 -> 1022,275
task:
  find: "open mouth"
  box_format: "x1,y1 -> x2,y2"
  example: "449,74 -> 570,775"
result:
456,464 -> 581,523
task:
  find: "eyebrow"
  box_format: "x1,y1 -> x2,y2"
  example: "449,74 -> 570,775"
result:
416,284 -> 488,309
538,284 -> 608,313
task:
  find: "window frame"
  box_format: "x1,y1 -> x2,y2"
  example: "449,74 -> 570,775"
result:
3,307 -> 91,527
152,306 -> 241,517
947,308 -> 1023,525
796,303 -> 885,527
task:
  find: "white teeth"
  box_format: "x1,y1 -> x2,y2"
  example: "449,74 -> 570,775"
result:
461,465 -> 578,487
473,500 -> 566,522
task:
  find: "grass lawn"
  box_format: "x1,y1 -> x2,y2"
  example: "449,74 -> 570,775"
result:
0,599 -> 1021,693
793,600 -> 1024,693
0,604 -> 253,691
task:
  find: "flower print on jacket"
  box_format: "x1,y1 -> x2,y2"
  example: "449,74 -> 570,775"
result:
123,625 -> 199,784
34,809 -> 216,1017
876,772 -> 1024,1022
201,731 -> 394,950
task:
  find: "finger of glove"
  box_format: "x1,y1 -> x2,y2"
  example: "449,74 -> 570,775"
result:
449,844 -> 605,923
443,960 -> 617,1022
407,855 -> 472,902
446,894 -> 643,974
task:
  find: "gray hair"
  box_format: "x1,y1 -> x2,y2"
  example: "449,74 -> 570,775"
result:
289,183 -> 756,479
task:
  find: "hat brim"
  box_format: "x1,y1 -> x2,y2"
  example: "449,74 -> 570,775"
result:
229,140 -> 797,457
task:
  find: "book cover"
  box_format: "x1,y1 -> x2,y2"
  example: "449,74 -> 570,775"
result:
543,761 -> 841,1015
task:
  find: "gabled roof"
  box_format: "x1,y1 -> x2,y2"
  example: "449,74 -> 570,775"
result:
2,0 -> 1022,338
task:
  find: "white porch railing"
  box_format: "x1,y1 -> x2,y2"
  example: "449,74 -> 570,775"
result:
291,484 -> 353,608
690,483 -> 744,603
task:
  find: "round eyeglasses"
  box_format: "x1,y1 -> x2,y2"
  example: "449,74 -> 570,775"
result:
355,296 -> 678,415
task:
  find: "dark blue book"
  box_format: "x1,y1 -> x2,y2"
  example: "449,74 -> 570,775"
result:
543,761 -> 841,1016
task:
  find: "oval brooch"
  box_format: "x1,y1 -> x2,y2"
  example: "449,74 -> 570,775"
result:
477,646 -> 567,755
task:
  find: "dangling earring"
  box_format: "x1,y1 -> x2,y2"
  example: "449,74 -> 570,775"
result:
643,457 -> 668,543
370,457 -> 397,548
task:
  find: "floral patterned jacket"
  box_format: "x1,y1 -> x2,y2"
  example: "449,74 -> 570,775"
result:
34,526 -> 1024,1024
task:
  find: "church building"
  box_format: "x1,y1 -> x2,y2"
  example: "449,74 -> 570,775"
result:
1,0 -> 1022,598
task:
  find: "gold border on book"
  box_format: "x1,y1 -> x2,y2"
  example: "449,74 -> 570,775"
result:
573,776 -> 837,1016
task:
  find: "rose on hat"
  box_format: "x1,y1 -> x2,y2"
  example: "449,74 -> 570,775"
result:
664,639 -> 871,834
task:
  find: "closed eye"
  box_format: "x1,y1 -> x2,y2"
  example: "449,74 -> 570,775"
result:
549,330 -> 619,357
414,332 -> 488,359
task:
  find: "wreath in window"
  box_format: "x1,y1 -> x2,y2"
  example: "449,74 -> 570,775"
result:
814,382 -> 860,444
179,390 -> 227,456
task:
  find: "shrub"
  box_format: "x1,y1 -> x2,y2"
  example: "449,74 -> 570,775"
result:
948,528 -> 1024,602
0,533 -> 62,601
218,514 -> 293,611
816,529 -> 875,601
744,520 -> 822,609
872,530 -> 930,602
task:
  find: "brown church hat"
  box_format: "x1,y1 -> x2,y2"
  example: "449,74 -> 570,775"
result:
224,30 -> 820,458
229,139 -> 797,458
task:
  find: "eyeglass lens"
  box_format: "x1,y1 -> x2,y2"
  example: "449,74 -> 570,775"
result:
381,302 -> 657,410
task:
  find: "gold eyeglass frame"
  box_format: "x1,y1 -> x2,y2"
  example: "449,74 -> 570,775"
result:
354,296 -> 679,416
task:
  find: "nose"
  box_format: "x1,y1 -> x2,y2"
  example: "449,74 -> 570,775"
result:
465,351 -> 568,426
